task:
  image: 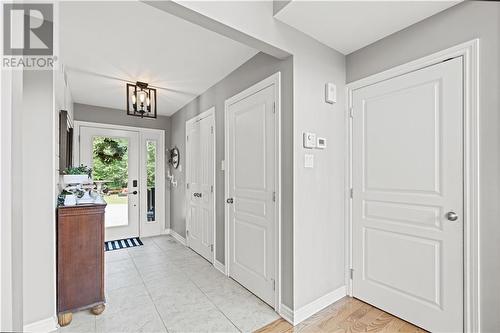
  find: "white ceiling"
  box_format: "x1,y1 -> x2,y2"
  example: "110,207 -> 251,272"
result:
275,1 -> 461,55
60,1 -> 258,116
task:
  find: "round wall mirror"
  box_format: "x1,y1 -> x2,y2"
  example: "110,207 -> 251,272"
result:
170,147 -> 180,169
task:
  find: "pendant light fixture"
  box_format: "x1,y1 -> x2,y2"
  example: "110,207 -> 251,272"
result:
126,81 -> 157,118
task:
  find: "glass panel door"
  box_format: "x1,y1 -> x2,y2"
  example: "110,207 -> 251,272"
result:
92,137 -> 129,228
79,126 -> 140,241
146,140 -> 156,222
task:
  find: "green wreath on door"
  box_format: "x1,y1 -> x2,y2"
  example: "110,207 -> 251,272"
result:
93,138 -> 127,164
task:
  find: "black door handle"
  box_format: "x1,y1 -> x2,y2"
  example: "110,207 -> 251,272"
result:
128,190 -> 138,195
226,198 -> 234,204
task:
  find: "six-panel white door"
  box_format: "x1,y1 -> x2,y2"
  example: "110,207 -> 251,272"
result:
226,84 -> 276,307
186,112 -> 215,262
351,57 -> 464,332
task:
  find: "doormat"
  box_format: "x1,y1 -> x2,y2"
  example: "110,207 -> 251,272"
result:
105,237 -> 143,251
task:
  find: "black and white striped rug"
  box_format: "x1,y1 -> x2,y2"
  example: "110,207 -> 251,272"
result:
105,237 -> 143,251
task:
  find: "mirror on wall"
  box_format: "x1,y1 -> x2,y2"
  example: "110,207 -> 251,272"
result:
169,147 -> 180,169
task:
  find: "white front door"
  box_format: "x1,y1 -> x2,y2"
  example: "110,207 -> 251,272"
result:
79,126 -> 140,241
186,111 -> 215,262
351,57 -> 463,332
226,84 -> 276,307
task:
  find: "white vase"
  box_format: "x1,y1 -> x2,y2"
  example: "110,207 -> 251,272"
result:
64,194 -> 77,206
63,174 -> 89,185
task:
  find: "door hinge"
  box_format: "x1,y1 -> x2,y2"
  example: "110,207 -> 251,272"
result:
272,191 -> 276,202
210,244 -> 214,252
272,279 -> 276,291
273,102 -> 276,114
349,107 -> 354,118
211,126 -> 214,134
186,230 -> 190,237
350,188 -> 353,198
187,183 -> 190,189
210,185 -> 214,193
186,135 -> 189,142
350,268 -> 354,279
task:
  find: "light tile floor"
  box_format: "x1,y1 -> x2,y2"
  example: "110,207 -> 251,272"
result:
57,235 -> 279,333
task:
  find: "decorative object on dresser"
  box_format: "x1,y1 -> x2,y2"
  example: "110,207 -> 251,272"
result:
57,203 -> 107,327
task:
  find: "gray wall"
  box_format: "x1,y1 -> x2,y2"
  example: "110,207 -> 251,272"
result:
22,70 -> 56,327
169,52 -> 293,306
346,2 -> 500,330
73,103 -> 172,230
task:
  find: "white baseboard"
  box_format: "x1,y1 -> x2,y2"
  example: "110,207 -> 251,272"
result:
213,259 -> 226,275
279,304 -> 294,325
166,228 -> 187,246
24,315 -> 58,333
292,285 -> 346,325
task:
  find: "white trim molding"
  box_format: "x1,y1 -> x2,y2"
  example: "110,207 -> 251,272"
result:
166,228 -> 187,246
283,286 -> 346,326
346,39 -> 480,333
213,260 -> 226,275
278,304 -> 294,325
224,72 -> 282,311
23,315 -> 58,333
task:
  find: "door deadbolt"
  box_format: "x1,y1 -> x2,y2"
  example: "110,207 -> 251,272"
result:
226,198 -> 234,204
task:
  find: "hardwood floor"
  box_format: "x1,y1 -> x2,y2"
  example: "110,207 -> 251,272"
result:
255,297 -> 427,333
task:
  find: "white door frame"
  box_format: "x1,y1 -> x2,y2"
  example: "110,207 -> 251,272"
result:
185,107 -> 216,263
345,39 -> 480,332
224,72 -> 281,311
73,121 -> 166,238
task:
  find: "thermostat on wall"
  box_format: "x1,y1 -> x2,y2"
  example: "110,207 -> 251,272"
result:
317,137 -> 326,149
303,132 -> 316,149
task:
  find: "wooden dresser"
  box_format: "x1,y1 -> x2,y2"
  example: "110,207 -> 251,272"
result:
57,203 -> 106,326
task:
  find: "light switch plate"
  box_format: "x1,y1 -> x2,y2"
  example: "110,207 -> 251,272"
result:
303,132 -> 316,149
325,83 -> 336,104
304,154 -> 314,168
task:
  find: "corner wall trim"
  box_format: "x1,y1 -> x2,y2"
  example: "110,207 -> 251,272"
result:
23,316 -> 58,333
293,285 -> 346,325
166,229 -> 187,246
213,259 -> 226,275
279,304 -> 294,325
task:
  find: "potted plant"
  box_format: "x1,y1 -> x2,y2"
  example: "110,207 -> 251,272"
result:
62,165 -> 92,185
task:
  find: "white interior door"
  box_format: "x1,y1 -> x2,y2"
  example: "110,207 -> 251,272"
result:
186,111 -> 215,262
351,57 -> 463,332
227,84 -> 276,307
79,126 -> 140,241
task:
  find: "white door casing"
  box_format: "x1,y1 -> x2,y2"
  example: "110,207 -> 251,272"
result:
225,74 -> 280,308
79,126 -> 140,241
186,108 -> 215,263
351,57 -> 463,332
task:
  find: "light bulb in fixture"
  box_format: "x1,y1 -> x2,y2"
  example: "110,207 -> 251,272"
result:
138,90 -> 147,104
131,93 -> 137,105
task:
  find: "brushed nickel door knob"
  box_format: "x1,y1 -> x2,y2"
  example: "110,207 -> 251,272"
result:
446,211 -> 458,221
